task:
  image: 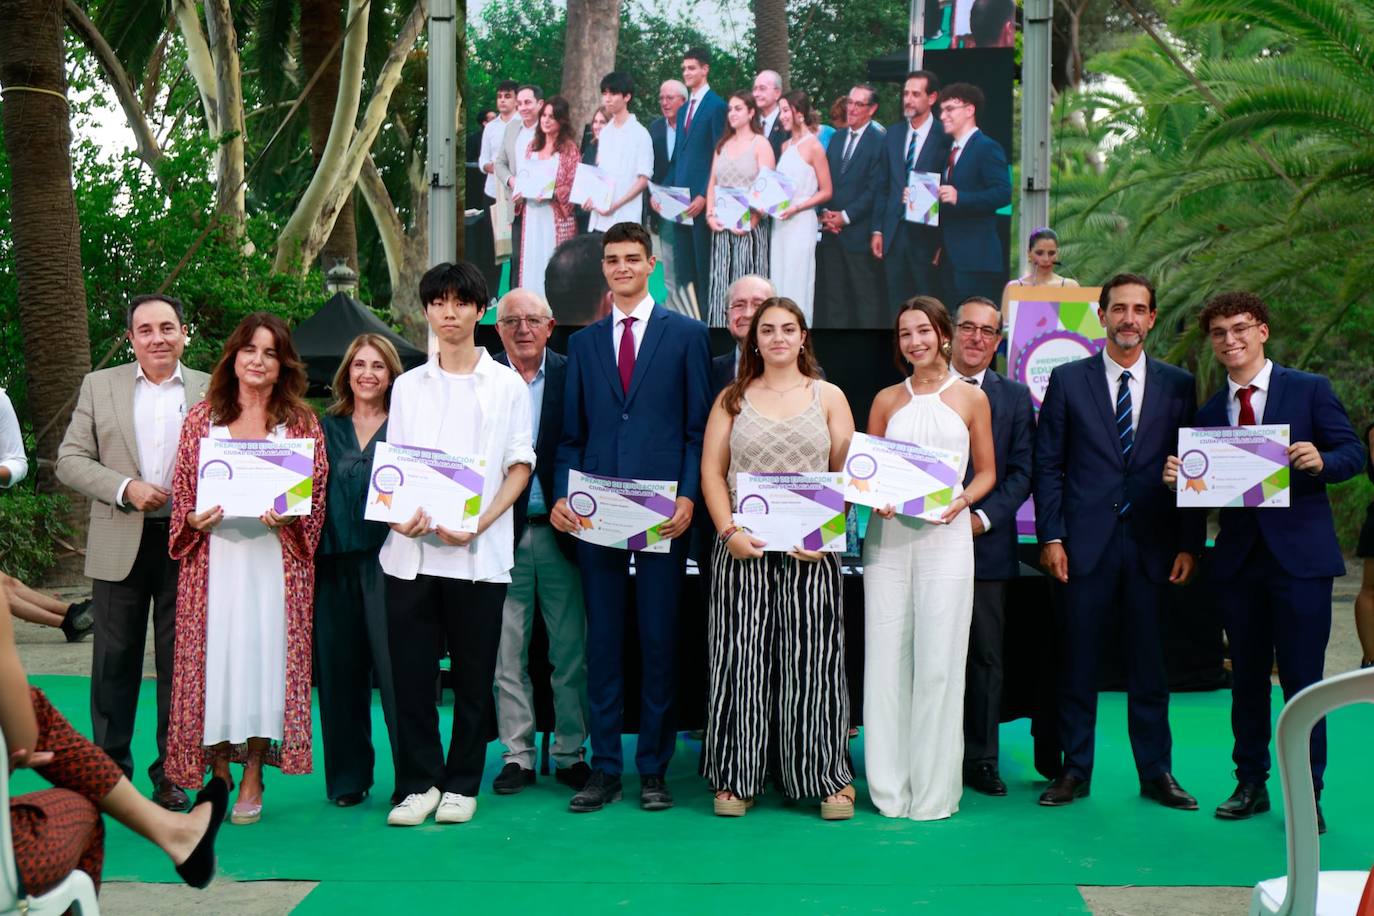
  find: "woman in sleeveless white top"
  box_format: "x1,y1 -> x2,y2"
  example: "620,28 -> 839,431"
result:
862,300 -> 996,820
769,93 -> 833,325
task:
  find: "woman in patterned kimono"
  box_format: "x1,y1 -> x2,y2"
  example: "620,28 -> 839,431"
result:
511,95 -> 581,298
165,312 -> 328,825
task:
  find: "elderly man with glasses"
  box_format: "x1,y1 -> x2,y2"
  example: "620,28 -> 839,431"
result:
490,288 -> 591,796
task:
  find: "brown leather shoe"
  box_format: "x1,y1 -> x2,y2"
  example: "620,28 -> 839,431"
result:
152,781 -> 190,811
1038,774 -> 1089,806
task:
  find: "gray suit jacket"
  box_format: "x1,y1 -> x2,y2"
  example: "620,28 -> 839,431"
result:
492,117 -> 534,203
56,362 -> 210,581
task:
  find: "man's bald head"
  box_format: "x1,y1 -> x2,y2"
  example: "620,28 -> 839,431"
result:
726,274 -> 776,345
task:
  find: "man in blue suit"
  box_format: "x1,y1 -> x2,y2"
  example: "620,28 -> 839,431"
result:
665,48 -> 726,310
1166,291 -> 1364,833
552,222 -> 713,813
872,70 -> 949,309
1034,273 -> 1204,809
934,83 -> 1011,306
949,296 -> 1034,796
815,83 -> 888,329
647,79 -> 686,294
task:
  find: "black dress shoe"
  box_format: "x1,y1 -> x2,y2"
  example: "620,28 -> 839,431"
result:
640,775 -> 673,811
1214,782 -> 1270,820
153,781 -> 191,812
964,762 -> 1007,797
1038,774 -> 1090,806
1140,773 -> 1198,810
176,777 -> 228,888
333,790 -> 368,807
569,770 -> 622,813
492,762 -> 536,795
555,761 -> 592,791
61,599 -> 95,643
1316,801 -> 1327,835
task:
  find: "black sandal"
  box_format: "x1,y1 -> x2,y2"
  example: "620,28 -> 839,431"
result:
176,776 -> 229,888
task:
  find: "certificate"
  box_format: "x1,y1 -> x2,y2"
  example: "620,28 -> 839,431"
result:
196,438 -> 316,517
1176,425 -> 1291,508
734,472 -> 847,552
904,171 -> 940,225
749,168 -> 796,217
648,182 -> 695,224
572,163 -> 614,211
713,186 -> 753,231
514,157 -> 558,200
364,442 -> 486,532
566,470 -> 677,553
842,431 -> 963,522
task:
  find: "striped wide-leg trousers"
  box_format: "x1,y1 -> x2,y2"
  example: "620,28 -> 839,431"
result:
701,540 -> 852,799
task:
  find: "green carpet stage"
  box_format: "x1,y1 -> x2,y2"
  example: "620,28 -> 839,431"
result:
15,675 -> 1374,914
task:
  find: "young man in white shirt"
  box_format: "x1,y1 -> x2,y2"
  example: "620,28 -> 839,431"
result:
584,71 -> 654,233
479,79 -> 519,203
382,262 -> 534,827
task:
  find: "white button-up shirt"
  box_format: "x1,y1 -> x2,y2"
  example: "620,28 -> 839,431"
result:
1227,359 -> 1273,425
1104,350 -> 1146,431
611,295 -> 655,364
379,349 -> 535,583
479,112 -> 516,199
0,388 -> 27,488
117,362 -> 187,508
589,113 -> 654,232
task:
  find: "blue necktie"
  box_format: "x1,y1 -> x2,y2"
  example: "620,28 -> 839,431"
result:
1116,370 -> 1134,515
905,130 -> 919,173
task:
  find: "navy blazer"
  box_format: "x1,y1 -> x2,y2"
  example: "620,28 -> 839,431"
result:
1196,363 -> 1364,580
710,351 -> 735,399
1033,351 -> 1205,581
555,306 -> 713,505
765,117 -> 788,162
648,115 -> 675,185
824,122 -> 887,253
875,116 -> 950,246
963,369 -> 1035,581
670,90 -> 727,199
939,129 -> 1011,274
495,349 -> 578,560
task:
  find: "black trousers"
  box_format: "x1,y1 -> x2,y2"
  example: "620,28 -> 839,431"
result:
386,573 -> 506,797
89,518 -> 177,784
940,261 -> 1003,308
964,579 -> 1008,766
885,227 -> 942,309
315,552 -> 400,802
815,234 -> 887,328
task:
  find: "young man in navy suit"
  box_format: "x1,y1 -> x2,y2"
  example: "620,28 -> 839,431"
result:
872,70 -> 950,308
1165,291 -> 1364,833
815,83 -> 888,328
934,83 -> 1011,306
1034,273 -> 1204,809
552,222 -> 713,813
664,48 -> 726,309
949,296 -> 1034,796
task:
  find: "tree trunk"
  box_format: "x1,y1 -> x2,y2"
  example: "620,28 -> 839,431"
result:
753,0 -> 790,90
300,0 -> 359,274
174,0 -> 220,136
0,0 -> 94,551
358,154 -> 429,344
205,0 -> 247,240
561,0 -> 619,137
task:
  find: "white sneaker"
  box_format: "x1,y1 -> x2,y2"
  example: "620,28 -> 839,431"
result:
435,792 -> 477,823
387,787 -> 441,826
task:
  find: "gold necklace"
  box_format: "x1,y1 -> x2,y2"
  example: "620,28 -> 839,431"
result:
760,378 -> 807,395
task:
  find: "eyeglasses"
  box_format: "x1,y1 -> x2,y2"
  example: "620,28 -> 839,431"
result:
1208,322 -> 1262,343
728,300 -> 765,314
846,99 -> 876,108
956,322 -> 999,340
939,103 -> 970,116
497,317 -> 551,330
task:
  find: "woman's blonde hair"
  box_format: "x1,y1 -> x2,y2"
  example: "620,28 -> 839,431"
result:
327,333 -> 405,416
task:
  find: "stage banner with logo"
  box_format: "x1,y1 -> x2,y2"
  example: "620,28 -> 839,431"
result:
1004,286 -> 1105,537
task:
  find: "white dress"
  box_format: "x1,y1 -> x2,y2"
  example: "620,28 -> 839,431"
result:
769,134 -> 822,324
862,376 -> 975,820
519,148 -> 558,298
202,423 -> 288,745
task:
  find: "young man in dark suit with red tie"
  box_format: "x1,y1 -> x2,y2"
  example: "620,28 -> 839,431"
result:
934,83 -> 1011,307
1165,291 -> 1364,833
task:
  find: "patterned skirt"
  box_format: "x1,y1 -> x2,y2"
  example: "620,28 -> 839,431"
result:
707,224 -> 770,327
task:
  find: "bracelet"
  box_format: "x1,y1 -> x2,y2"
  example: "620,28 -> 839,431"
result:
719,525 -> 740,544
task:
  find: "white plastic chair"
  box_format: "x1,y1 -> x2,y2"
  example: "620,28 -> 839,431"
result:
1250,667 -> 1374,916
1,729 -> 101,915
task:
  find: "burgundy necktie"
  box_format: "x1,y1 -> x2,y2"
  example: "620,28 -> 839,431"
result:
618,316 -> 637,394
1237,385 -> 1256,425
683,98 -> 697,134
946,143 -> 959,181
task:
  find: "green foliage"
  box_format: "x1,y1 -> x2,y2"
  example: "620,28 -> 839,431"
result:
1331,475 -> 1373,555
790,0 -> 909,124
0,490 -> 75,583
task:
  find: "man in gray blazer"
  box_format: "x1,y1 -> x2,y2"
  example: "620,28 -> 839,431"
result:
56,294 -> 210,810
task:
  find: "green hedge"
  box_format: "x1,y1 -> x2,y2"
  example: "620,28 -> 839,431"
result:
0,490 -> 75,583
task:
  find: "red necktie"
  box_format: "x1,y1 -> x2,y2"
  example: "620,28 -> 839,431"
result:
946,143 -> 959,181
683,98 -> 697,134
1237,385 -> 1256,425
618,316 -> 637,394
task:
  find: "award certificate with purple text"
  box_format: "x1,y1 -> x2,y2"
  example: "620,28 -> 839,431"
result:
1176,425 -> 1290,509
566,470 -> 676,553
196,438 -> 315,517
364,442 -> 485,532
734,472 -> 847,552
843,432 -> 963,522
648,183 -> 695,224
